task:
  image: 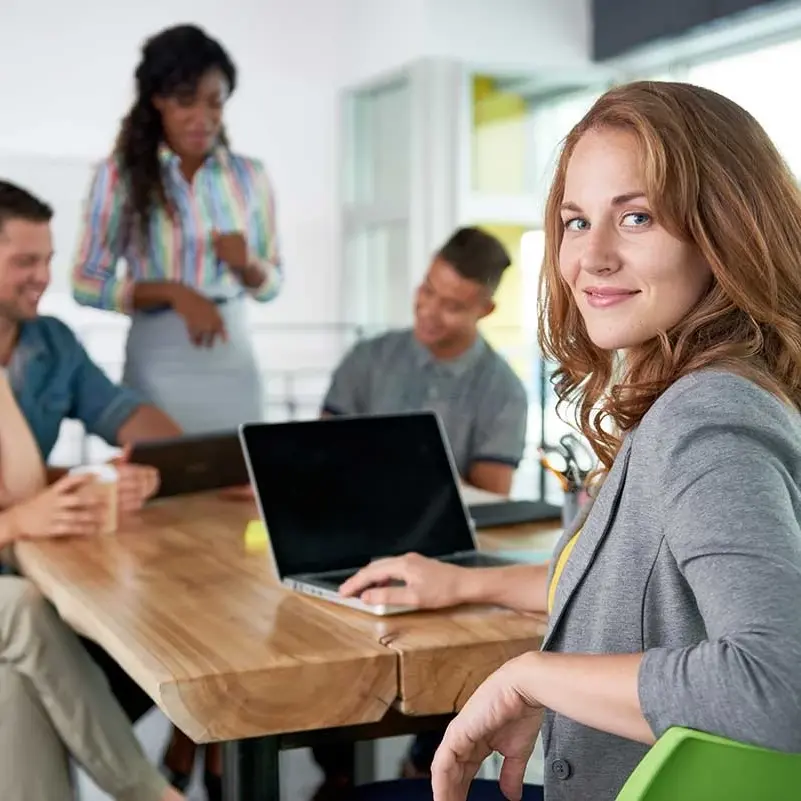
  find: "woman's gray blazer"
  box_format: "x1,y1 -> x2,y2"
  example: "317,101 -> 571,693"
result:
540,370 -> 801,800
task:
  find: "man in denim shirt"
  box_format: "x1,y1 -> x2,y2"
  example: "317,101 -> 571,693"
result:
0,181 -> 184,732
0,181 -> 181,493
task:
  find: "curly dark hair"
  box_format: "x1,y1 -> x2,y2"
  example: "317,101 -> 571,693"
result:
115,24 -> 237,240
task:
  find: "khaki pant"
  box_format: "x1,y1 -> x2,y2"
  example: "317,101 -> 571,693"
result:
0,576 -> 169,801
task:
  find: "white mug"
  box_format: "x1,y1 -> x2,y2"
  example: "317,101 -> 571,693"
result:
68,464 -> 119,535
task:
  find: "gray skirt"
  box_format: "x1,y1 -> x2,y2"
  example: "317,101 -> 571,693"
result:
122,297 -> 263,434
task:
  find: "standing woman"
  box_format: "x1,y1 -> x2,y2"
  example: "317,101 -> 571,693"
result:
71,24 -> 283,800
72,24 -> 282,435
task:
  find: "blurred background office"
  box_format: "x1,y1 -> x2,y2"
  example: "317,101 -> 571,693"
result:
4,0 -> 801,798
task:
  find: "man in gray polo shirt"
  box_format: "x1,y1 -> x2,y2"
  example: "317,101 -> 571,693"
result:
322,226 -> 528,495
311,227 -> 528,800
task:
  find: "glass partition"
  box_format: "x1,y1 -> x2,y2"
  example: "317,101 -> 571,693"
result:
342,222 -> 411,330
686,37 -> 801,175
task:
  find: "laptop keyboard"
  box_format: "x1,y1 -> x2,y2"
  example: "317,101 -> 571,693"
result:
300,553 -> 510,594
306,568 -> 407,591
309,568 -> 358,588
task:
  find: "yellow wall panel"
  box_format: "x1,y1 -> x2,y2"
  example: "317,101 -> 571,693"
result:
478,222 -> 532,385
471,77 -> 534,386
472,76 -> 528,195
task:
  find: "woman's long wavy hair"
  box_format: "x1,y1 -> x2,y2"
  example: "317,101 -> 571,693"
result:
538,81 -> 801,473
114,25 -> 236,240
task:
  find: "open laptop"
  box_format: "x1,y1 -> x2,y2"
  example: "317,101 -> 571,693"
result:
239,412 -> 517,615
130,430 -> 249,498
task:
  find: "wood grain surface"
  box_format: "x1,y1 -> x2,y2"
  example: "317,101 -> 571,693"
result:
15,492 -> 560,738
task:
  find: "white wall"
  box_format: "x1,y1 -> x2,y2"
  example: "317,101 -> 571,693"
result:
427,0 -> 592,69
342,0 -> 592,83
0,0 -> 592,327
0,0 -> 347,331
0,0 -> 354,464
341,0 -> 433,84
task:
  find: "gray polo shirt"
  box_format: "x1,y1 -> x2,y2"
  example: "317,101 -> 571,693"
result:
322,329 -> 528,477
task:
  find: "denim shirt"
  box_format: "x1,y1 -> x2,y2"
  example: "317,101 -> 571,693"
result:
9,316 -> 142,459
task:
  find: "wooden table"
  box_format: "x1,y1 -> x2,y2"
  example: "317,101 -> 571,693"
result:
14,493 -> 558,801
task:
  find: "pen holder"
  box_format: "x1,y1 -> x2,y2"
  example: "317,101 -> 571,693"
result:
562,487 -> 581,530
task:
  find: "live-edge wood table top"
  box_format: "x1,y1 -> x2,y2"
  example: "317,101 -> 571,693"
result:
14,493 -> 558,742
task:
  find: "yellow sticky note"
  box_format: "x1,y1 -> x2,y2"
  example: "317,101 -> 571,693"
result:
244,520 -> 268,552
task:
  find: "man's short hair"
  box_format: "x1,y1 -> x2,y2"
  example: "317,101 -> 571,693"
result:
437,226 -> 512,293
0,181 -> 53,235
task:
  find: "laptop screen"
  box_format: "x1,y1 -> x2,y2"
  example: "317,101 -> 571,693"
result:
240,412 -> 477,577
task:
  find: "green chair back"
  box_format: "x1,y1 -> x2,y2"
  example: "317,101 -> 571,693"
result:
616,727 -> 801,800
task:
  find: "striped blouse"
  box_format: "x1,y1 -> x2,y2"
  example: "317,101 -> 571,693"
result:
71,145 -> 282,313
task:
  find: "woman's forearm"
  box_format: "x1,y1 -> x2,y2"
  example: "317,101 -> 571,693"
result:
0,509 -> 19,549
460,563 -> 549,614
515,651 -> 654,744
235,262 -> 267,289
131,281 -> 185,311
0,376 -> 46,503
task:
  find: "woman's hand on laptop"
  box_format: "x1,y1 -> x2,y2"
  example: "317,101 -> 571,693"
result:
339,553 -> 467,609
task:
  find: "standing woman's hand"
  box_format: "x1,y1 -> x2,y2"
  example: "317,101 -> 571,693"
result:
171,285 -> 228,348
212,231 -> 249,271
213,230 -> 268,290
432,654 -> 544,801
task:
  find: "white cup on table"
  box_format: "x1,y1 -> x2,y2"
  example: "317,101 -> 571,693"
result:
68,464 -> 119,535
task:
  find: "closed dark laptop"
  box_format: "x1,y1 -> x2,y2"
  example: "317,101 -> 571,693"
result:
469,499 -> 562,529
130,431 -> 249,498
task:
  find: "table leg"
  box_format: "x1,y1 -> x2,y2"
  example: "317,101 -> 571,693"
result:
354,740 -> 376,785
223,736 -> 280,801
